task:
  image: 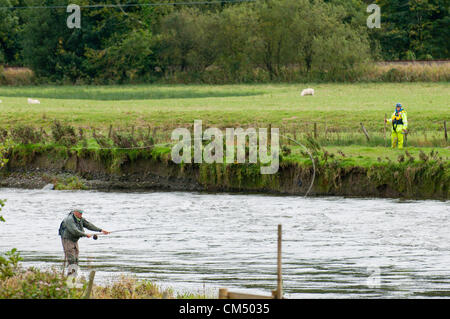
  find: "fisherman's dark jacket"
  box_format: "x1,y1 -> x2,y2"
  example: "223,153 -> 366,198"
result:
59,212 -> 102,242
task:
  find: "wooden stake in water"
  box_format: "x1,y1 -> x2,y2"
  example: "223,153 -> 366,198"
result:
276,224 -> 283,299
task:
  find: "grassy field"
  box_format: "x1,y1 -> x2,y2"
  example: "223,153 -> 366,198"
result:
0,82 -> 448,132
0,82 -> 448,153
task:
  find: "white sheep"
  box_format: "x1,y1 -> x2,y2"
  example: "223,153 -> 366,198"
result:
0,100 -> 2,103
27,98 -> 41,104
301,88 -> 314,96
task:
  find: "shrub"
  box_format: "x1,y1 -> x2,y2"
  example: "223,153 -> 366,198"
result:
51,120 -> 78,147
54,176 -> 87,190
111,131 -> 136,149
10,125 -> 42,144
0,128 -> 8,143
0,67 -> 35,86
0,267 -> 85,299
0,248 -> 23,279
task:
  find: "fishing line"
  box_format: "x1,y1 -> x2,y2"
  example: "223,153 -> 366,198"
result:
90,226 -> 152,239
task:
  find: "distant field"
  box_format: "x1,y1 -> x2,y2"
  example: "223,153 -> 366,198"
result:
0,83 -> 448,135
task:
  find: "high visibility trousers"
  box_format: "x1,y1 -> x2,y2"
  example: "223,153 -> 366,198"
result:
391,130 -> 404,149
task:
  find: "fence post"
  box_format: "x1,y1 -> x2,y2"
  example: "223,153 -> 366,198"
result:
108,124 -> 112,138
384,113 -> 387,147
404,131 -> 408,147
268,124 -> 272,144
219,288 -> 228,299
276,224 -> 283,299
83,270 -> 96,299
153,126 -> 158,143
360,122 -> 370,141
314,122 -> 318,139
445,120 -> 448,142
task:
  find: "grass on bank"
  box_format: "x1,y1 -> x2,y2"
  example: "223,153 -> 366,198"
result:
0,249 -> 208,299
285,145 -> 450,168
0,268 -> 209,299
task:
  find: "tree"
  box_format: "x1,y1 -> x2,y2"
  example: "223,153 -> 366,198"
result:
213,4 -> 257,80
159,8 -> 220,75
0,0 -> 22,65
373,0 -> 449,60
408,0 -> 449,59
20,0 -> 155,82
251,0 -> 371,79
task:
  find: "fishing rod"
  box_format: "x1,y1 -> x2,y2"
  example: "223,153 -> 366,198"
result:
89,227 -> 150,240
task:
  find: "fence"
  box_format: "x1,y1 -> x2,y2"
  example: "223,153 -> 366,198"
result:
1,120 -> 448,148
218,224 -> 284,299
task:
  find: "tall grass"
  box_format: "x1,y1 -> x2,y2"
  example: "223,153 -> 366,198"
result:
0,67 -> 35,86
361,63 -> 450,82
2,122 -> 448,149
0,267 -> 208,299
1,62 -> 448,86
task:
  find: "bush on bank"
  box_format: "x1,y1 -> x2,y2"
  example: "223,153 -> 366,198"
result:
0,250 -> 206,299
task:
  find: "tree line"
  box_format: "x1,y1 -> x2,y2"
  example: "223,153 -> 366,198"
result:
0,0 -> 448,84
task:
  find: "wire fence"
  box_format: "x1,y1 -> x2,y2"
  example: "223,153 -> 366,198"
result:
0,0 -> 257,10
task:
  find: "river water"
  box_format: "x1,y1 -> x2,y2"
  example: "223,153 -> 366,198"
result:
0,188 -> 449,298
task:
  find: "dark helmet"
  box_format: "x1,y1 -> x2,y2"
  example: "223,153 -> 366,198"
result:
395,103 -> 404,113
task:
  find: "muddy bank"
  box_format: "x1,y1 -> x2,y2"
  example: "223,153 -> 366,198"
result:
0,145 -> 448,199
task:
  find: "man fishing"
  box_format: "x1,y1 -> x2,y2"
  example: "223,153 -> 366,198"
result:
59,209 -> 109,269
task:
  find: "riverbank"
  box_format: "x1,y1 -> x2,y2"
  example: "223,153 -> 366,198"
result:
0,266 -> 208,299
1,144 -> 448,199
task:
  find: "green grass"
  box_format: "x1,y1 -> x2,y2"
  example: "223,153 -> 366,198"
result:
0,83 -> 448,133
0,83 -> 448,165
321,146 -> 449,167
282,144 -> 450,167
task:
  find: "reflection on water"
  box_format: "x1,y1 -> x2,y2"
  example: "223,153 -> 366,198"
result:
0,188 -> 449,298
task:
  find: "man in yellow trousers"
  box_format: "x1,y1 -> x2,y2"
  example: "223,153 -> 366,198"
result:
386,103 -> 408,149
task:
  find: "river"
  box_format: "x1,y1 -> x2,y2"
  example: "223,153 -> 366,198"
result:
0,188 -> 449,298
